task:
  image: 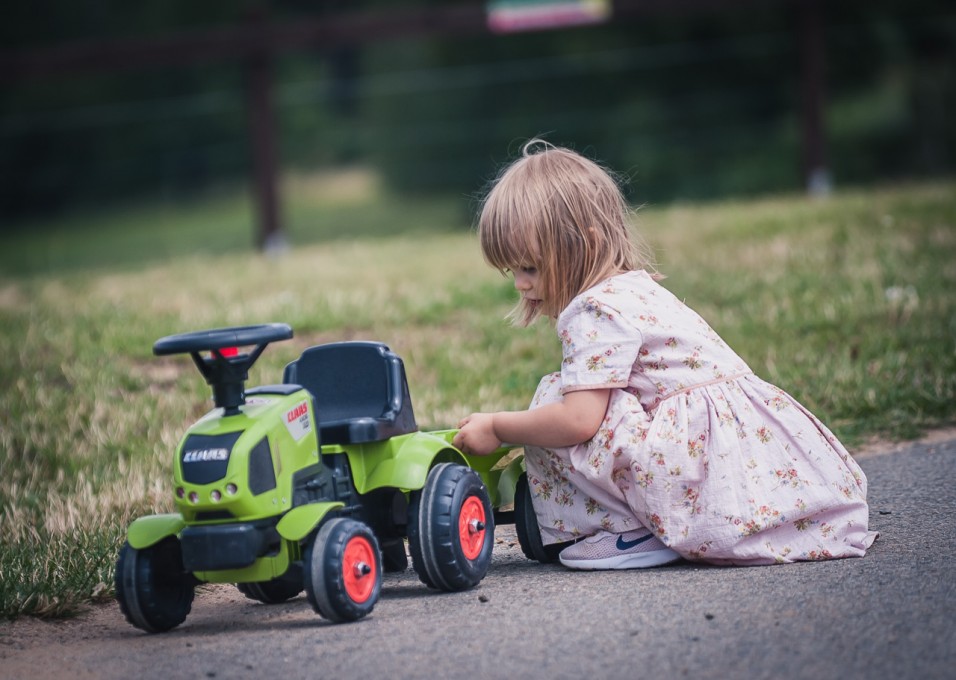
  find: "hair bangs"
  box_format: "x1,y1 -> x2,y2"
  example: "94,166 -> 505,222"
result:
478,172 -> 542,273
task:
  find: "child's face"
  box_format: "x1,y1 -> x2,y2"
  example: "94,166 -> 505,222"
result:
512,266 -> 543,315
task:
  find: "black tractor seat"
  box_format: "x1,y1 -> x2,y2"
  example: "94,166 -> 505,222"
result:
283,341 -> 418,445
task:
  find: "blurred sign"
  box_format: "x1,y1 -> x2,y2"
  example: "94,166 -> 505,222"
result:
487,0 -> 611,34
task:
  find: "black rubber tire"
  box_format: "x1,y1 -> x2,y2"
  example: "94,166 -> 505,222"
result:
304,518 -> 382,623
410,463 -> 494,592
236,577 -> 303,604
115,539 -> 195,633
514,473 -> 566,563
406,489 -> 437,589
380,538 -> 409,573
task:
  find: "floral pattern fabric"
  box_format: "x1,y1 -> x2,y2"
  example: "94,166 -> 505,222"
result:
525,270 -> 877,565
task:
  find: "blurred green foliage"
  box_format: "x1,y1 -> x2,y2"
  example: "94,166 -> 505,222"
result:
1,0 -> 954,222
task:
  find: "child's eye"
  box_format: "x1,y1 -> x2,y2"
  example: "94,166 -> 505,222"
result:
520,267 -> 537,275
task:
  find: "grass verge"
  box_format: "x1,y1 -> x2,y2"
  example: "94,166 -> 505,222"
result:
1,178 -> 954,619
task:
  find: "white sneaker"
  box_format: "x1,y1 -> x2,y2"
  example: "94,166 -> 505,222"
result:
558,528 -> 681,570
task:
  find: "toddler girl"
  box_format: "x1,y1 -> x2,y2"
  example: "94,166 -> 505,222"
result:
453,141 -> 877,570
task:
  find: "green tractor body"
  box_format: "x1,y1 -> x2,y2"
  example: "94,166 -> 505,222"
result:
115,324 -> 530,633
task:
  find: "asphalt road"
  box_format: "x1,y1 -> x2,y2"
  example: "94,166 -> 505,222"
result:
1,437 -> 953,680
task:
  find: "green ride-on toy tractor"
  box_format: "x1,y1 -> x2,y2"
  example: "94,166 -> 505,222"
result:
115,323 -> 557,633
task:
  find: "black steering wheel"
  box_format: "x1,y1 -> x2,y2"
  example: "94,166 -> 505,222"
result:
153,323 -> 293,356
153,323 -> 293,415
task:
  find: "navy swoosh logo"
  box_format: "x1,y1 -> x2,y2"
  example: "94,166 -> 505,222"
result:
616,533 -> 654,550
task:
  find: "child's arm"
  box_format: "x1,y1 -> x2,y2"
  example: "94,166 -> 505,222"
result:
453,388 -> 611,456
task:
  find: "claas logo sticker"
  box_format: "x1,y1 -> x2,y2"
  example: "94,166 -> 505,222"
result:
284,400 -> 312,442
286,402 -> 308,423
183,448 -> 229,463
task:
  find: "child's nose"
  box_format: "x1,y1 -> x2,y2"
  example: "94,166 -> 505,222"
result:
514,273 -> 530,290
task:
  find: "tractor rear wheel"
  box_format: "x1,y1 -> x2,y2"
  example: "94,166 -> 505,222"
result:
409,463 -> 494,591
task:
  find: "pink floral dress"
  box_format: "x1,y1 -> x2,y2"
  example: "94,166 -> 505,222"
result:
525,270 -> 878,565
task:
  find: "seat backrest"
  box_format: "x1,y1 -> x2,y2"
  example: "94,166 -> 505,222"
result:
283,341 -> 417,444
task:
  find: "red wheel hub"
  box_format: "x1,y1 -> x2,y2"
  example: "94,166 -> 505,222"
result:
342,535 -> 376,603
458,496 -> 487,560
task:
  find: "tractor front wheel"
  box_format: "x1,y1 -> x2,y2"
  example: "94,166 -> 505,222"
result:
304,519 -> 381,623
115,539 -> 195,633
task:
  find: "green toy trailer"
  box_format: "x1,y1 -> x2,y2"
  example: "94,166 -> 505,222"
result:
115,323 -> 551,632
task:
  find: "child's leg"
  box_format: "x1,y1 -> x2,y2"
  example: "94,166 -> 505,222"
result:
524,374 -> 645,545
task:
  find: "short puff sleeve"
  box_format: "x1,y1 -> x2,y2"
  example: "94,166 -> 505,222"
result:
557,294 -> 642,395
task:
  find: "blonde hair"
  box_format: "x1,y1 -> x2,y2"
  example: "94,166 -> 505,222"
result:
478,139 -> 655,325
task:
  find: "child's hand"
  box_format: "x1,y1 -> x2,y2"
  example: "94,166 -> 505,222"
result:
453,413 -> 502,456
